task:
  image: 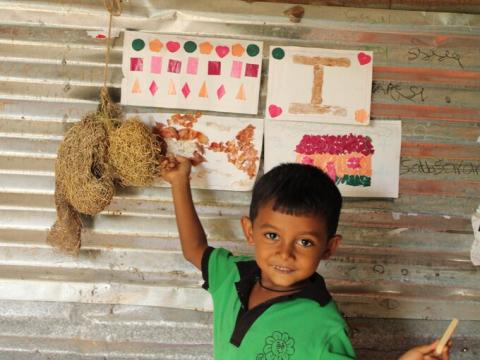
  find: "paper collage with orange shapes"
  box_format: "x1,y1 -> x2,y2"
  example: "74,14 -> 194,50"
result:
264,119 -> 401,197
136,113 -> 263,191
266,46 -> 373,125
121,31 -> 263,114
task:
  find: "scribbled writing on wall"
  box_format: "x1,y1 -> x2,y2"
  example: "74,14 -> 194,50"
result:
407,48 -> 464,69
344,10 -> 389,24
400,159 -> 480,176
372,81 -> 426,103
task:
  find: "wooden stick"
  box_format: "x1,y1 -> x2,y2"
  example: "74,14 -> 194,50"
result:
435,318 -> 459,355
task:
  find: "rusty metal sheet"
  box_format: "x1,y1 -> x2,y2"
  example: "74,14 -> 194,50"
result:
0,0 -> 479,359
254,1 -> 480,15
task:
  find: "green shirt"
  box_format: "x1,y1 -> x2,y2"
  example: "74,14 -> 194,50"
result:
202,247 -> 356,360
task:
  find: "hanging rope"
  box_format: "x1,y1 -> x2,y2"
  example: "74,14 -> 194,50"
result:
102,0 -> 122,88
98,0 -> 123,129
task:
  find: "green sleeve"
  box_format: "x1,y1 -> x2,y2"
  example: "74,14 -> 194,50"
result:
201,247 -> 236,294
319,327 -> 356,360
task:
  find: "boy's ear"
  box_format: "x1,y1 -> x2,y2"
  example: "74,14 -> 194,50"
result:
321,234 -> 342,260
240,216 -> 254,246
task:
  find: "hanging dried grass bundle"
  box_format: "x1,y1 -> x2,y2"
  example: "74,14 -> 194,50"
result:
109,117 -> 165,186
47,90 -> 118,253
109,116 -> 178,186
56,112 -> 114,215
48,89 -> 178,253
47,184 -> 82,254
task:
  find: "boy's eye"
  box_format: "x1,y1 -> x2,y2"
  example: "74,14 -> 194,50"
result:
265,232 -> 278,240
298,239 -> 313,247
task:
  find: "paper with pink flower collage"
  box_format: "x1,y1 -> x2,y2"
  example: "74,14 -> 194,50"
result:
265,120 -> 401,198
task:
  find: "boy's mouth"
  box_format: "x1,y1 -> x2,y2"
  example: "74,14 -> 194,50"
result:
273,265 -> 295,273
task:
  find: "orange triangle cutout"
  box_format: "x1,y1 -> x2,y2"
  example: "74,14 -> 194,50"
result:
168,79 -> 176,95
235,84 -> 246,101
132,78 -> 141,93
198,81 -> 208,98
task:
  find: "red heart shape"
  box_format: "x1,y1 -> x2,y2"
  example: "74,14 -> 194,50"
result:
166,41 -> 180,53
357,52 -> 372,65
215,45 -> 230,58
268,104 -> 283,118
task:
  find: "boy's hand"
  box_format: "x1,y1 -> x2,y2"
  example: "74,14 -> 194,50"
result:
398,340 -> 452,360
161,152 -> 205,186
161,155 -> 191,185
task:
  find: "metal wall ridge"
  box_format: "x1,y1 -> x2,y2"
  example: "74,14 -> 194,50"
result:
0,1 -> 478,358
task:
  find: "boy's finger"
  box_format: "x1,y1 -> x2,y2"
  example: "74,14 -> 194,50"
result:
175,155 -> 190,162
416,341 -> 438,355
190,151 -> 206,166
440,341 -> 451,360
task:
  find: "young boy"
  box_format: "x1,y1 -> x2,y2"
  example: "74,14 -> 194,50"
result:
163,158 -> 355,359
163,157 -> 451,360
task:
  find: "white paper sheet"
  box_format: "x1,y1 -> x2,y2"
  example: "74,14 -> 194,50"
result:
264,119 -> 402,198
121,31 -> 263,114
136,113 -> 264,191
266,46 -> 373,125
471,208 -> 480,266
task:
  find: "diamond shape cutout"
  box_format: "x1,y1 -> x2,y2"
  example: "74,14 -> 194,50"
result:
149,81 -> 158,95
181,82 -> 191,98
217,85 -> 225,100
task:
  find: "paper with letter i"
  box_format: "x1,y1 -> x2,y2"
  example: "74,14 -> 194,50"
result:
266,46 -> 373,125
265,119 -> 401,198
121,31 -> 263,114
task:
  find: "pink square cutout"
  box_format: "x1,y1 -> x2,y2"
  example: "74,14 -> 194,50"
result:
208,61 -> 221,75
245,63 -> 259,77
130,58 -> 143,71
151,56 -> 162,74
187,57 -> 199,75
168,59 -> 182,73
231,61 -> 242,78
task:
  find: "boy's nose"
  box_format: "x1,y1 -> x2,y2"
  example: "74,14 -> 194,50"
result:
278,241 -> 294,259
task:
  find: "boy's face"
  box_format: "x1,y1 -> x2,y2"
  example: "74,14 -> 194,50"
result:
241,201 -> 341,290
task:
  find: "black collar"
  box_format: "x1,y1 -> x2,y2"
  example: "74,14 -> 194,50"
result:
235,259 -> 331,307
230,259 -> 331,347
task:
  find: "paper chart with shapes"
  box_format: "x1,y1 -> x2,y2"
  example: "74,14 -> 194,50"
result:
266,46 -> 373,125
121,31 -> 263,114
264,119 -> 401,197
137,113 -> 263,191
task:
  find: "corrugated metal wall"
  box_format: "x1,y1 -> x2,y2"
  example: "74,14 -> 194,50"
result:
256,0 -> 480,14
0,1 -> 479,359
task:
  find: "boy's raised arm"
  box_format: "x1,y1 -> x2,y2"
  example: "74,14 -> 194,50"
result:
162,155 -> 208,270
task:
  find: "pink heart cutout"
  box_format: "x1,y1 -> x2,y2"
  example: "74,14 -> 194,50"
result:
357,52 -> 372,65
166,41 -> 180,53
215,45 -> 230,58
268,104 -> 283,118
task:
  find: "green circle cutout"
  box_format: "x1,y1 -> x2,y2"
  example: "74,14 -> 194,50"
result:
246,44 -> 260,57
184,41 -> 197,53
272,47 -> 285,60
132,39 -> 145,51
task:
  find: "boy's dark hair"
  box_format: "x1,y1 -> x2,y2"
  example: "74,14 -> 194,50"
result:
249,163 -> 342,238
